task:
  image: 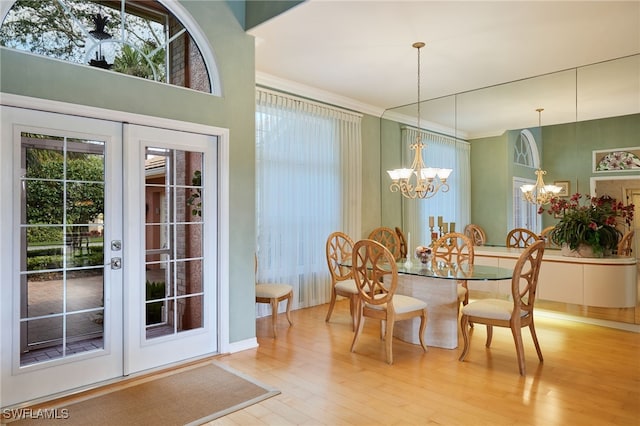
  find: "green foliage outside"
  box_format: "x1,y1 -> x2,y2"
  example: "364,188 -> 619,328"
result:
27,246 -> 104,272
26,147 -> 104,232
186,170 -> 202,216
0,0 -> 167,81
24,136 -> 106,270
113,43 -> 165,81
145,280 -> 166,325
27,227 -> 63,245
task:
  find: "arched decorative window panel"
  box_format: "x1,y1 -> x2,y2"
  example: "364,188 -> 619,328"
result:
0,0 -> 220,95
512,129 -> 541,232
514,129 -> 540,168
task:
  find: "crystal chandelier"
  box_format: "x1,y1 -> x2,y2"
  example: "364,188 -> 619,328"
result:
520,109 -> 562,206
387,42 -> 452,199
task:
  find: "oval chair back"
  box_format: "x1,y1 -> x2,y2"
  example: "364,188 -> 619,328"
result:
463,224 -> 487,246
432,232 -> 474,306
506,228 -> 540,248
395,227 -> 408,260
459,240 -> 546,375
617,229 -> 635,256
368,227 -> 402,261
325,231 -> 358,329
350,239 -> 428,364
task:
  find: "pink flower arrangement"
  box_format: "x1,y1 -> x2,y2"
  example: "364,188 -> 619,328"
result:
545,193 -> 634,255
415,245 -> 433,264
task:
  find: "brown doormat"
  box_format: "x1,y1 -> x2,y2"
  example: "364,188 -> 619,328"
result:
6,362 -> 279,425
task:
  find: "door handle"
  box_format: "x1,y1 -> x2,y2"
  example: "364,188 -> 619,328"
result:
110,257 -> 122,270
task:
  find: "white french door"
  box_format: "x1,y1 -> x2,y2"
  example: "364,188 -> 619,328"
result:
0,107 -> 124,406
0,107 -> 218,407
513,177 -> 539,232
123,124 -> 217,374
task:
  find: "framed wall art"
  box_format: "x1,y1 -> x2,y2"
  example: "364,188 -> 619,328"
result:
593,147 -> 640,173
554,181 -> 570,197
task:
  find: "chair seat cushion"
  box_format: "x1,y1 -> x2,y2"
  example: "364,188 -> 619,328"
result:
366,294 -> 427,314
256,283 -> 293,298
461,298 -> 527,320
335,279 -> 358,294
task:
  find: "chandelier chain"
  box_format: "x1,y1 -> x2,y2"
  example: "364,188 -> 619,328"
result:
416,45 -> 421,133
386,42 -> 452,200
520,108 -> 562,208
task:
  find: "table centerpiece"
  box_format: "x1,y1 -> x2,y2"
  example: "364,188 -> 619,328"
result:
415,245 -> 433,265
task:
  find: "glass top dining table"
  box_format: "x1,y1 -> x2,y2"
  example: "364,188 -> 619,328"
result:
395,261 -> 513,281
340,258 -> 514,349
341,259 -> 514,281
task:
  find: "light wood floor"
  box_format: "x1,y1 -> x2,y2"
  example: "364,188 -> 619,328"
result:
210,300 -> 640,426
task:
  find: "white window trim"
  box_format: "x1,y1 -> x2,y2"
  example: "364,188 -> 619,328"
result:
520,129 -> 540,168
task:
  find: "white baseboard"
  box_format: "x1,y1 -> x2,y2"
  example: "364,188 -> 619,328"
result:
227,338 -> 259,353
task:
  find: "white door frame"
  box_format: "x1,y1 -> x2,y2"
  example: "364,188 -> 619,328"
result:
591,175 -> 640,263
0,94 -> 230,408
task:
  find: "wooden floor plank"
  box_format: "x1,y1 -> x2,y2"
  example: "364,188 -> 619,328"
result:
208,300 -> 640,426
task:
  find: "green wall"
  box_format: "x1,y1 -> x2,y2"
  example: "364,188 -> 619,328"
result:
470,133 -> 510,246
379,118 -> 404,230
245,1 -> 305,30
360,113 -> 382,239
384,113 -> 640,247
0,0 -> 258,344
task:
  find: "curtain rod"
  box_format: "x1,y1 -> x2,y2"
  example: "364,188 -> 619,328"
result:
256,86 -> 363,119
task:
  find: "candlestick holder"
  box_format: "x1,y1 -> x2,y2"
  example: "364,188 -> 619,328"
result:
403,255 -> 413,269
429,227 -> 438,246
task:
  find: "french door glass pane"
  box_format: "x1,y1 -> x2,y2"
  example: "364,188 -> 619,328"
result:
144,147 -> 204,339
25,273 -> 63,317
20,133 -> 106,366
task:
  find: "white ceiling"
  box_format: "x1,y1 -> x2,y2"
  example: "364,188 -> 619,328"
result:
248,0 -> 640,138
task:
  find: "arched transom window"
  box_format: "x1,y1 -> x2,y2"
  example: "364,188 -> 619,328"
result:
0,0 -> 215,94
514,129 -> 540,168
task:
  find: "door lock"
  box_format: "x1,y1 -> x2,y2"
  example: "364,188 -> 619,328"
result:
110,257 -> 122,270
111,240 -> 122,251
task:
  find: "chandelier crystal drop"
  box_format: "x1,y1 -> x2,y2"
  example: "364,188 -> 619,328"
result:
520,109 -> 562,206
387,42 -> 452,199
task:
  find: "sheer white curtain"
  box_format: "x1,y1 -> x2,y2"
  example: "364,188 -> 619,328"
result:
402,127 -> 471,249
255,88 -> 362,314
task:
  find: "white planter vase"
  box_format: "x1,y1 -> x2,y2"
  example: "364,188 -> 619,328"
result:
560,243 -> 603,258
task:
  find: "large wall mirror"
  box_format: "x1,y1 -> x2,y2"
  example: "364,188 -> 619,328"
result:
381,54 -> 639,249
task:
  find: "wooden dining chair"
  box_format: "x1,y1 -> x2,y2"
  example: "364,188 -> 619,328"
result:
368,227 -> 402,261
325,231 -> 359,330
539,225 -> 556,248
255,255 -> 293,338
395,227 -> 408,260
459,240 -> 545,375
506,228 -> 540,248
350,239 -> 428,364
617,229 -> 635,256
463,224 -> 487,246
432,232 -> 474,306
